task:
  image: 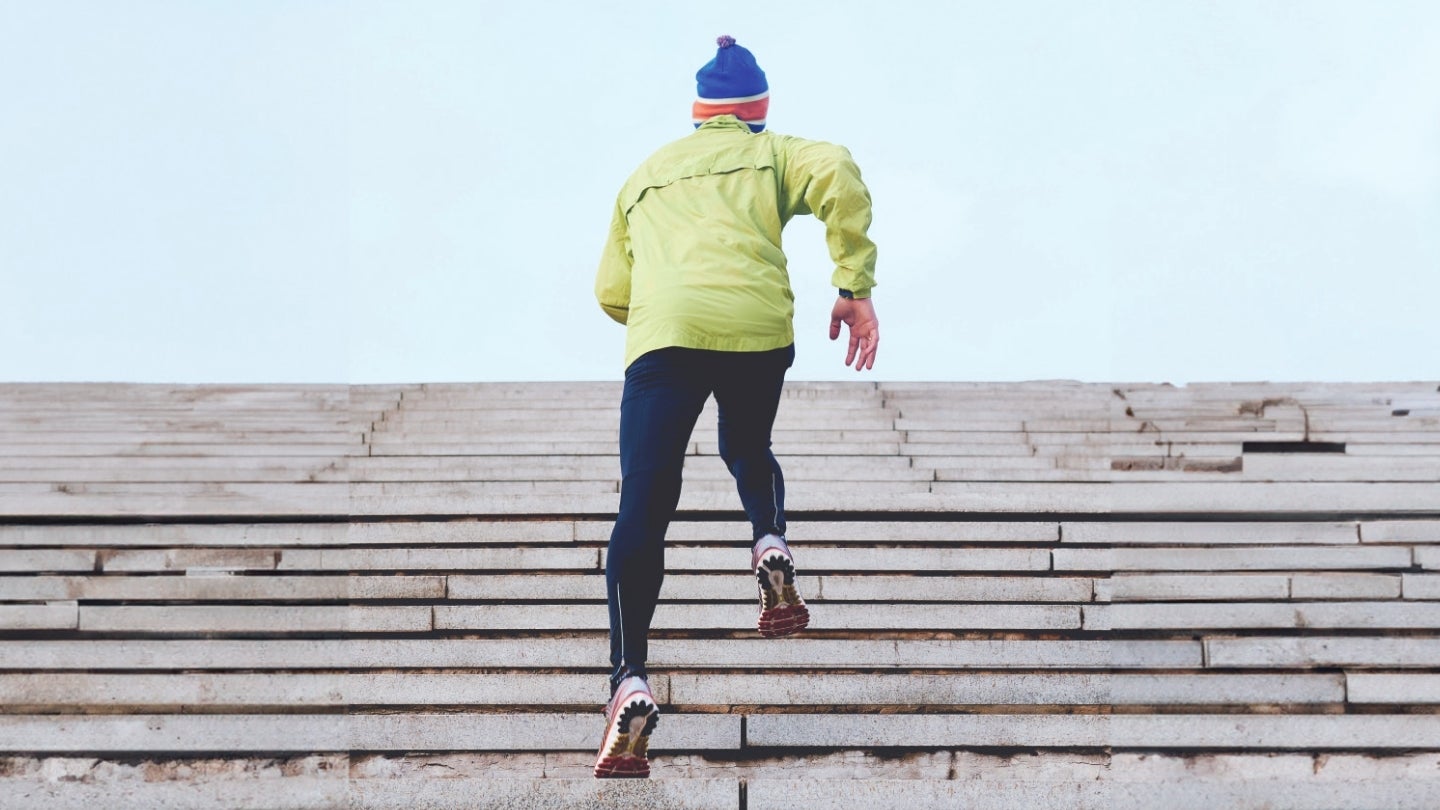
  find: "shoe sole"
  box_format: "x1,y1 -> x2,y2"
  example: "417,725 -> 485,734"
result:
756,552 -> 810,639
594,691 -> 659,779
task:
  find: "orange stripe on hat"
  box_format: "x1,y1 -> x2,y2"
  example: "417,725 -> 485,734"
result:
692,96 -> 770,124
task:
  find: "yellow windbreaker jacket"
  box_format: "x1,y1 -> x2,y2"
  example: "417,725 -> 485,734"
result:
595,115 -> 877,369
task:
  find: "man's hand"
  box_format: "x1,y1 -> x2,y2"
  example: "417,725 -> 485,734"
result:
829,296 -> 879,371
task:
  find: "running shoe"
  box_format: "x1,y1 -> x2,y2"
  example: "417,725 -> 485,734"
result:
752,535 -> 810,638
593,674 -> 659,778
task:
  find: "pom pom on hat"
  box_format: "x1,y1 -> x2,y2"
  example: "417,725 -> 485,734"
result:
693,34 -> 768,133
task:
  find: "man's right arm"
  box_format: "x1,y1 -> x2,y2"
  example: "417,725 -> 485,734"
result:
595,197 -> 632,324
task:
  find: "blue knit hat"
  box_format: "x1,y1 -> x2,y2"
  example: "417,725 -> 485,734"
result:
693,35 -> 769,133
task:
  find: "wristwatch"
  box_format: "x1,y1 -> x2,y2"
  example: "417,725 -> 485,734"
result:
838,288 -> 854,299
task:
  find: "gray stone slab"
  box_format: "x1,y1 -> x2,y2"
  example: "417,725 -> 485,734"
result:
0,774 -> 740,810
815,575 -> 1092,602
1418,546 -> 1440,569
0,549 -> 96,572
0,444 -> 350,459
1346,443 -> 1440,456
0,712 -> 739,752
1290,573 -> 1402,599
930,481 -> 1440,513
0,602 -> 78,630
353,480 -> 619,497
1054,546 -> 1410,572
1242,454 -> 1440,482
350,778 -> 739,810
1095,574 -> 1289,602
746,778 -> 1440,810
1346,673 -> 1440,704
0,775 -> 345,810
0,462 -> 350,484
1361,520 -> 1440,542
0,638 -> 1200,671
1086,601 -> 1440,630
435,603 -> 1079,631
1062,521 -> 1357,545
670,672 -> 1341,706
0,574 -> 445,601
0,522 -> 351,547
0,429 -> 359,444
0,482 -> 350,517
101,548 -> 280,572
1404,575 -> 1440,599
277,547 -> 599,571
347,520 -> 577,544
744,713 -> 1440,749
1207,637 -> 1440,668
0,673 -> 668,708
78,605 -> 431,633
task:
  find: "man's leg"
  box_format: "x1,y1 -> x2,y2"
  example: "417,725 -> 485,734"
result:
712,345 -> 808,638
712,345 -> 793,540
606,348 -> 710,689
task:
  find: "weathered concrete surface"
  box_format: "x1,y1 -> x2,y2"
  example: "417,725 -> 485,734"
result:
3,380 -> 1437,800
746,778 -> 1440,810
0,637 -> 1204,671
744,713 -> 1440,749
0,713 -> 739,753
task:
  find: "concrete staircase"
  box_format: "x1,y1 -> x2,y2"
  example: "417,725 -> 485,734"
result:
1,380 -> 1438,808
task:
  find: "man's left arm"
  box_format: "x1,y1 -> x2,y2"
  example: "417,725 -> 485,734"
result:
594,197 -> 633,324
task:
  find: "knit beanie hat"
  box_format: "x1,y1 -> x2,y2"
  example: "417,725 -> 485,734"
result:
693,35 -> 768,133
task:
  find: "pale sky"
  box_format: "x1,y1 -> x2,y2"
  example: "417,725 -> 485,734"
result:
3,1 -> 1437,384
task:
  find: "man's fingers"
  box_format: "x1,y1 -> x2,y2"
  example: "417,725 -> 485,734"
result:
845,331 -> 860,366
829,316 -> 842,341
855,329 -> 878,371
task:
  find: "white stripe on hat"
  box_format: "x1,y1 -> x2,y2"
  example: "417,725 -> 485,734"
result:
694,90 -> 770,105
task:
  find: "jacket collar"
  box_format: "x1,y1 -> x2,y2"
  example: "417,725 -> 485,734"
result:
696,115 -> 755,133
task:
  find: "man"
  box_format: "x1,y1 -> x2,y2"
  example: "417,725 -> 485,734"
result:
592,35 -> 880,779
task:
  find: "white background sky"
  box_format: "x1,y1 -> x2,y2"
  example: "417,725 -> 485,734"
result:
3,1 -> 1437,385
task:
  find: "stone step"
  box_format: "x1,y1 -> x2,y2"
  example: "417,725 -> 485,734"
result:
1095,573 -> 1402,601
0,638 -> 1205,670
746,777 -> 1440,810
1084,601 -> 1440,630
0,671 -> 1355,710
1361,520 -> 1440,542
1206,636 -> 1440,668
0,603 -> 78,630
0,574 -> 447,601
0,520 -> 1064,548
352,481 -> 1440,516
0,444 -> 354,458
743,712 -> 1440,749
18,765 -> 1434,810
0,713 -> 738,753
6,571 -> 1420,605
1060,521 -> 1358,544
598,546 -> 1054,573
451,573 -> 1089,602
431,603 -> 1080,632
1053,545 -> 1411,571
0,430 -> 364,444
76,605 -> 433,633
0,572 -> 1089,604
2,710 -> 1433,757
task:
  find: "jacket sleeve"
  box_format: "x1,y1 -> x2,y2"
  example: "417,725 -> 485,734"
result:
594,196 -> 632,324
777,136 -> 878,298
